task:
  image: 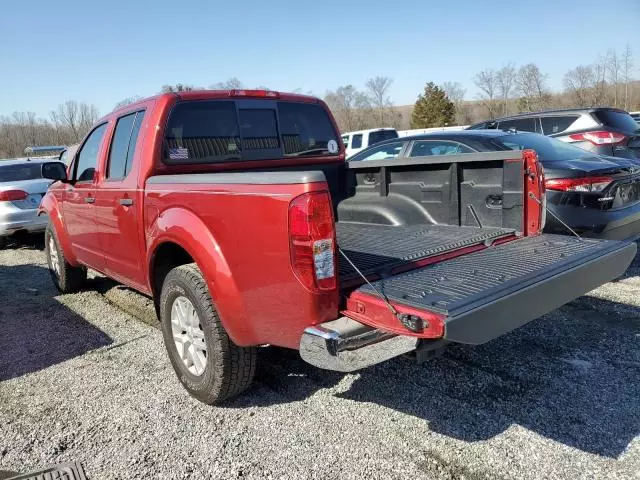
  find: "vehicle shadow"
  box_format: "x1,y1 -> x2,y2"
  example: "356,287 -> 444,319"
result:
0,264 -> 113,381
1,232 -> 45,251
244,293 -> 639,459
612,240 -> 639,281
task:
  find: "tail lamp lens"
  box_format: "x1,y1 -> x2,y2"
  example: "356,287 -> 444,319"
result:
289,191 -> 336,292
545,176 -> 613,192
0,190 -> 28,202
568,131 -> 626,145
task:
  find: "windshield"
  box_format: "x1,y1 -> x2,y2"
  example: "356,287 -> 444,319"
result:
0,163 -> 43,182
490,133 -> 592,162
163,100 -> 340,164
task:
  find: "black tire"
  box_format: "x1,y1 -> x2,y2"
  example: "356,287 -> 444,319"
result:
159,263 -> 256,404
45,223 -> 87,293
0,237 -> 7,250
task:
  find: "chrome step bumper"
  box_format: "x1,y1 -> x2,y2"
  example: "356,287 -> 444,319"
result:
299,317 -> 418,372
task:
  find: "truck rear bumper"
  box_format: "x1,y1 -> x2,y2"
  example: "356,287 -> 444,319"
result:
300,238 -> 637,371
299,317 -> 418,372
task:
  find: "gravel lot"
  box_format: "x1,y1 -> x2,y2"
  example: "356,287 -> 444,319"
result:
0,237 -> 639,479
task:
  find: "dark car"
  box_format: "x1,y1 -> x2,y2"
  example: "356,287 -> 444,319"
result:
468,108 -> 640,159
348,130 -> 640,240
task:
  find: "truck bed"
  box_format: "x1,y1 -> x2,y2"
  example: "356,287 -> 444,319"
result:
336,222 -> 515,282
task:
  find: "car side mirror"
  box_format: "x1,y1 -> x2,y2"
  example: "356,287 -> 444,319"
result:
42,161 -> 69,183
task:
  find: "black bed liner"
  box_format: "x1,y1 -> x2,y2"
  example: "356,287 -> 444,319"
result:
357,234 -> 628,318
336,222 -> 515,281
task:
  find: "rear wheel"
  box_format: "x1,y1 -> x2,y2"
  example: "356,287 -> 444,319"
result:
159,263 -> 256,404
0,237 -> 7,250
45,224 -> 87,293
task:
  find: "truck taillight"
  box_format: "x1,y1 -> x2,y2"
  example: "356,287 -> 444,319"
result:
289,191 -> 337,292
228,89 -> 279,98
568,131 -> 626,145
0,190 -> 28,202
523,149 -> 545,236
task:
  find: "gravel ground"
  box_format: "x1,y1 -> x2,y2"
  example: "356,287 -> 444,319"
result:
0,238 -> 639,479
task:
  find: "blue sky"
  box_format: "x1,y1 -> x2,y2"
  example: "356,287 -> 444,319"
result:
1,0 -> 638,118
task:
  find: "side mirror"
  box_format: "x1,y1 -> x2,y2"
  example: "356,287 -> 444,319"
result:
42,161 -> 69,183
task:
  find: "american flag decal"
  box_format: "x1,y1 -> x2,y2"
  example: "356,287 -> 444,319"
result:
169,147 -> 189,160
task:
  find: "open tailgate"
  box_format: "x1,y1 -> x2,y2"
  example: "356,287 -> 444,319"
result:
344,234 -> 636,344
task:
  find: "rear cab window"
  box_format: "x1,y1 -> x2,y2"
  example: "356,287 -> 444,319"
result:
368,130 -> 398,146
593,110 -> 639,132
351,134 -> 363,149
163,100 -> 340,164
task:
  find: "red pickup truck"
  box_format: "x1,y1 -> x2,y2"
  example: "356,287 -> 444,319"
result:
39,90 -> 637,404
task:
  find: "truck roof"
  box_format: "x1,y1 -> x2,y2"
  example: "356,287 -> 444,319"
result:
106,90 -> 321,121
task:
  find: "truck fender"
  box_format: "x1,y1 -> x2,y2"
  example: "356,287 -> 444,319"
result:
38,193 -> 80,266
146,207 -> 254,346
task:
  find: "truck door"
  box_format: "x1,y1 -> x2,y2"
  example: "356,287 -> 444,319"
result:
94,110 -> 147,291
63,123 -> 108,270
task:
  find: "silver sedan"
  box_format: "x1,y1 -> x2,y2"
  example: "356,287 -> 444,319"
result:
0,160 -> 53,247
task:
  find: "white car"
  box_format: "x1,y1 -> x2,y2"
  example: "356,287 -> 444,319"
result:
0,159 -> 57,248
341,128 -> 398,158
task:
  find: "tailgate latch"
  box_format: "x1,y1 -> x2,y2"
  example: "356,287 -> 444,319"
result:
398,313 -> 428,333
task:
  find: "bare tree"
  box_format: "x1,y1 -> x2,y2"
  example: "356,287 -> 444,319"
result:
495,63 -> 516,116
114,96 -> 143,110
474,69 -> 499,118
563,66 -> 598,107
50,101 -> 99,143
516,63 -> 551,112
210,77 -> 244,89
606,49 -> 622,107
365,76 -> 394,126
324,85 -> 372,131
442,81 -> 469,125
622,43 -> 634,109
160,84 -> 195,93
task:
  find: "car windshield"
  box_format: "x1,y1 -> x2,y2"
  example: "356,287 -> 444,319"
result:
490,133 -> 592,161
0,163 -> 43,182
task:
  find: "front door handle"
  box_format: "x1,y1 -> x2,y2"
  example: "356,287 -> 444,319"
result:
85,197 -> 95,204
119,198 -> 133,206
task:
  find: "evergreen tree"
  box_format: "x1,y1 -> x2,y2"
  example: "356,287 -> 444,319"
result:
411,82 -> 456,128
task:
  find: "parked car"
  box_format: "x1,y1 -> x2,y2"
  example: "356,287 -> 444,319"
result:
468,108 -> 640,159
349,130 -> 640,240
0,159 -> 52,248
341,128 -> 398,157
59,144 -> 79,166
39,90 -> 636,405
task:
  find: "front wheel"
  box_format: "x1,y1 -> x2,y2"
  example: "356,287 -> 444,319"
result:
45,224 -> 86,293
159,263 -> 256,404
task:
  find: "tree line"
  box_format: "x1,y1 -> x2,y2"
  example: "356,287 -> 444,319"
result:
0,101 -> 99,159
1,44 -> 637,158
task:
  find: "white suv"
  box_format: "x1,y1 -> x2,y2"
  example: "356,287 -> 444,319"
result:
341,128 -> 398,158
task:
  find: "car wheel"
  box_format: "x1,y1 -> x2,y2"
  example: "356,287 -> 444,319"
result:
45,223 -> 87,293
0,237 -> 7,250
159,263 -> 256,404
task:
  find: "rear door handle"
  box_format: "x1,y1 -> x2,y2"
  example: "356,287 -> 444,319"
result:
85,197 -> 95,204
119,198 -> 133,206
